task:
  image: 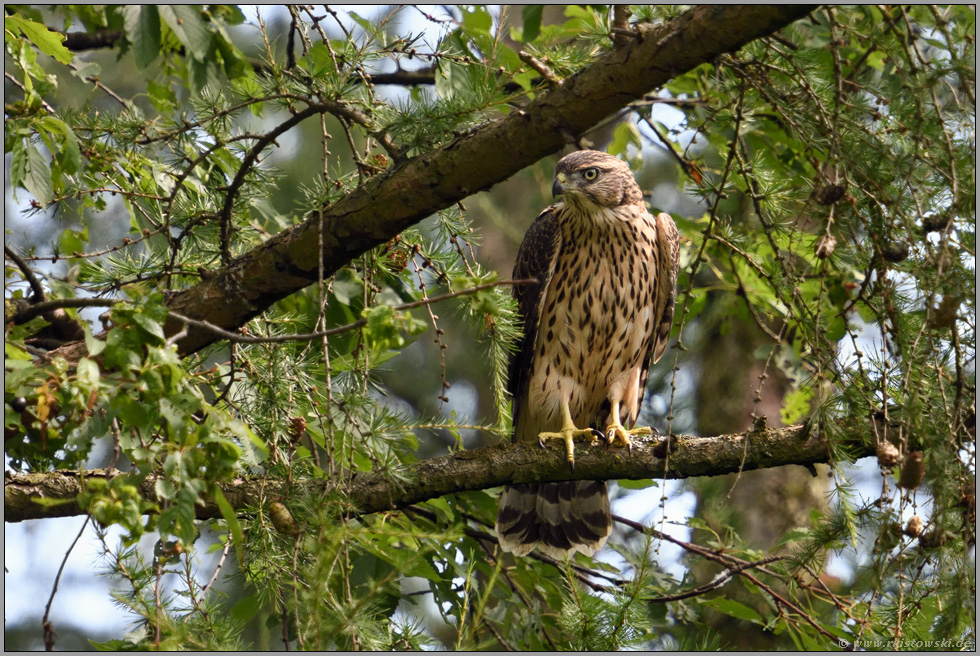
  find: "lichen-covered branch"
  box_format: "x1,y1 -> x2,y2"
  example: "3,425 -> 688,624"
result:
4,420 -> 872,523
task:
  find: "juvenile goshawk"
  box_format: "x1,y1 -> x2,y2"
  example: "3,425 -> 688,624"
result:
496,150 -> 680,559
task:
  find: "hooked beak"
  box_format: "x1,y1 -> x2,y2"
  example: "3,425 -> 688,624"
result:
552,172 -> 568,198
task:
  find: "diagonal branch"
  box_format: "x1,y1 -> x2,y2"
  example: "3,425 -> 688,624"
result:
4,419 -> 876,524
5,245 -> 46,301
45,4 -> 817,363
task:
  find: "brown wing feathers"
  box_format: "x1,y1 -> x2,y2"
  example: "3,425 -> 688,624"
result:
507,208 -> 561,436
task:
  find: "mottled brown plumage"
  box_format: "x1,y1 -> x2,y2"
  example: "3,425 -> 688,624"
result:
496,150 -> 680,559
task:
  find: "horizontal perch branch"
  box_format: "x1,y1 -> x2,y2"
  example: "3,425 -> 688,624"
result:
5,420 -> 871,524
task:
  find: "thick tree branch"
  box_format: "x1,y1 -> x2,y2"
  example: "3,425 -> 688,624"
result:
46,4 -> 816,362
7,297 -> 118,324
61,29 -> 123,51
367,68 -> 437,86
5,420 -> 872,524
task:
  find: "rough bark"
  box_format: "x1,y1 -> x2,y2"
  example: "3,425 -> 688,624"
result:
47,4 -> 817,362
5,420 -> 872,523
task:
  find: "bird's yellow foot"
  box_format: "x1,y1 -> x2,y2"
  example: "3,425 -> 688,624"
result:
538,426 -> 604,470
604,423 -> 655,454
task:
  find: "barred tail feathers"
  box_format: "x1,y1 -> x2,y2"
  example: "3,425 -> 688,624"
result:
496,481 -> 611,559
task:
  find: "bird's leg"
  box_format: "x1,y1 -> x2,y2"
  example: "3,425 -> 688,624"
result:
538,401 -> 603,470
605,401 -> 655,454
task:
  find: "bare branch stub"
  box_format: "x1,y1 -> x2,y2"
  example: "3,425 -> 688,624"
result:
611,6 -> 635,46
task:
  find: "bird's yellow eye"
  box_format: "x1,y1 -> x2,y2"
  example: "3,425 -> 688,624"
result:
583,168 -> 599,181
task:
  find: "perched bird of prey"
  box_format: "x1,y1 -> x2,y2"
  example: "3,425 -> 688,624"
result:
496,150 -> 680,559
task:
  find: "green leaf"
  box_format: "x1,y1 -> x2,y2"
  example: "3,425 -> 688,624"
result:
775,527 -> 812,547
608,121 -> 642,158
156,485 -> 200,546
232,76 -> 263,115
700,598 -> 764,625
89,637 -> 145,651
864,50 -> 886,72
23,141 -> 53,204
300,42 -> 335,78
4,14 -> 73,64
826,316 -> 846,342
617,478 -> 659,490
424,497 -> 455,524
460,6 -> 492,37
122,5 -> 161,70
794,627 -> 826,650
403,554 -> 442,583
76,357 -> 101,388
230,593 -> 262,623
159,6 -> 211,61
131,312 -> 165,342
68,60 -> 100,84
4,340 -> 34,362
227,417 -> 268,465
686,516 -> 711,531
8,138 -> 27,200
38,116 -> 81,175
211,486 -> 245,565
146,79 -> 176,113
347,12 -> 374,33
187,52 -> 218,94
159,398 -> 186,433
521,6 -> 543,42
104,326 -> 143,372
58,228 -> 87,258
362,305 -> 404,350
780,384 -> 813,425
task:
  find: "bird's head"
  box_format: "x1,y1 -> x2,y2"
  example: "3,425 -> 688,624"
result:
552,150 -> 643,210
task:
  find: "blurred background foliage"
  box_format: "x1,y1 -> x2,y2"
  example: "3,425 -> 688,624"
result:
4,4 -> 975,651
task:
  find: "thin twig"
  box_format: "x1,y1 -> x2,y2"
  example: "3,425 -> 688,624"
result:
67,61 -> 128,106
517,51 -> 561,89
639,114 -> 699,181
4,71 -> 56,114
217,98 -> 402,262
167,278 -> 536,345
42,516 -> 91,651
610,27 -> 641,42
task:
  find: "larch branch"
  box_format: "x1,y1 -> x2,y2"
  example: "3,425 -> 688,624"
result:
45,4 -> 817,362
4,420 -> 873,523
